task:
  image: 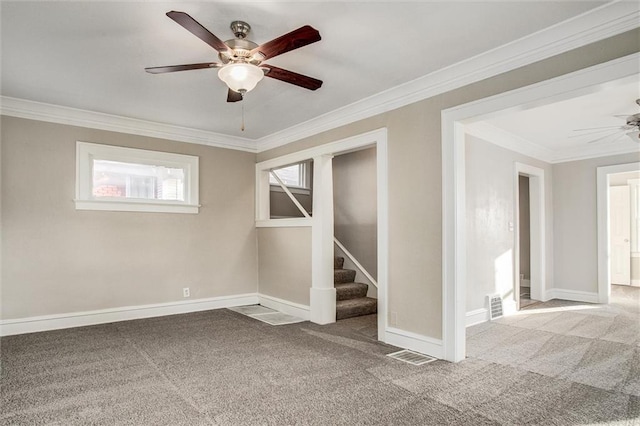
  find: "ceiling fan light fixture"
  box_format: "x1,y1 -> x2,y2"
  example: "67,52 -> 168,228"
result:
218,63 -> 264,94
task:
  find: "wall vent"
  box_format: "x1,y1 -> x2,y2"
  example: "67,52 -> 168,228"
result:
488,294 -> 503,320
387,349 -> 437,366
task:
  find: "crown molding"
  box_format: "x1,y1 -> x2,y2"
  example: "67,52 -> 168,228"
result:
1,2 -> 637,155
255,1 -> 640,152
0,96 -> 257,153
465,120 -> 640,164
465,121 -> 556,163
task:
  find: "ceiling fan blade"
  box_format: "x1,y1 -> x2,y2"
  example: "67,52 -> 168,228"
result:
251,25 -> 320,60
586,131 -> 623,144
145,62 -> 221,74
573,125 -> 624,132
227,89 -> 243,103
166,11 -> 233,55
262,65 -> 322,90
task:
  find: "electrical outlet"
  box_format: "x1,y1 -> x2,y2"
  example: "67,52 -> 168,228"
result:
183,287 -> 190,298
390,311 -> 398,326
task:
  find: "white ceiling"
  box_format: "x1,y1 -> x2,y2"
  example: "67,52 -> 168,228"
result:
472,76 -> 640,162
1,1 -> 610,142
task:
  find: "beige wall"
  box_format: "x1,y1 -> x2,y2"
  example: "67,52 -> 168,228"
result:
465,134 -> 553,312
1,116 -> 257,319
257,227 -> 311,305
257,29 -> 639,339
333,147 -> 377,280
553,152 -> 640,292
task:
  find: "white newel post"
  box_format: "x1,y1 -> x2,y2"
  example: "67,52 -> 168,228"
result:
310,154 -> 336,324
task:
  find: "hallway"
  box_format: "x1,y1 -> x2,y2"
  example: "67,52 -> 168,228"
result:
465,284 -> 639,423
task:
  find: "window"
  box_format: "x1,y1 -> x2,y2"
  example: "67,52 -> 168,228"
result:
269,161 -> 310,189
76,142 -> 199,213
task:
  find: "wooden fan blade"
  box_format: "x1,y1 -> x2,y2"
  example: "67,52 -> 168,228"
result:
227,89 -> 243,103
166,11 -> 232,55
145,62 -> 221,74
262,65 -> 322,90
250,25 -> 320,60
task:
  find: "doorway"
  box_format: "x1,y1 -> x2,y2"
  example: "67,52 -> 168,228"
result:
514,163 -> 546,310
598,165 -> 640,301
597,162 -> 640,303
517,175 -> 534,308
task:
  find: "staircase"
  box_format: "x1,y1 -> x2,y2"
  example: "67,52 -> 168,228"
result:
334,256 -> 377,320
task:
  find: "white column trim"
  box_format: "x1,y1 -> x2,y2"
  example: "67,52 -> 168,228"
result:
310,154 -> 336,324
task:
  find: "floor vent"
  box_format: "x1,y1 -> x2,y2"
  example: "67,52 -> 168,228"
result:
488,294 -> 503,319
387,349 -> 437,366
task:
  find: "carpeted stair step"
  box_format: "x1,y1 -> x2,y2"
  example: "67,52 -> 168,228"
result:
336,297 -> 377,320
334,256 -> 344,269
335,282 -> 369,301
334,268 -> 356,284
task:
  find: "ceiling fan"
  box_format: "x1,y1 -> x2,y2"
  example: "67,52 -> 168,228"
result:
573,98 -> 640,144
145,11 -> 323,102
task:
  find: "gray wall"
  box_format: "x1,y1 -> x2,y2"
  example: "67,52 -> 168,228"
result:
257,227 -> 312,305
465,134 -> 553,312
519,175 -> 531,280
333,147 -> 377,280
257,29 -> 640,339
1,116 -> 257,320
553,152 -> 640,292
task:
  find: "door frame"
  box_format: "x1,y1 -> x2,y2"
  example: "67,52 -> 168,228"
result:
597,162 -> 640,302
255,128 -> 388,338
514,163 -> 546,310
441,53 -> 639,362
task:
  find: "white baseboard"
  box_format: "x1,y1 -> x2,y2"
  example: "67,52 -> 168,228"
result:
384,326 -> 443,359
631,279 -> 640,287
545,288 -> 599,303
503,299 -> 518,315
0,293 -> 259,336
466,308 -> 489,327
258,294 -> 310,320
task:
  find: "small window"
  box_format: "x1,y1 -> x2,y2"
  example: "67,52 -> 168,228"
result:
76,142 -> 199,213
269,161 -> 310,189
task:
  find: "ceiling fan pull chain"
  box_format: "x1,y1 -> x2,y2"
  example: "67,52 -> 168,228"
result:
241,104 -> 245,132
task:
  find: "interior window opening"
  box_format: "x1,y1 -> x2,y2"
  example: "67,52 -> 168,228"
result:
269,160 -> 313,219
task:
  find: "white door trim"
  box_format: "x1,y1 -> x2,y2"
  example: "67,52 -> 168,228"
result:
514,163 -> 546,308
597,162 -> 640,302
255,128 -> 389,339
441,53 -> 639,362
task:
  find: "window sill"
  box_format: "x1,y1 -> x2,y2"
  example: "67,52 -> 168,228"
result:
256,218 -> 312,228
75,199 -> 200,214
269,185 -> 311,196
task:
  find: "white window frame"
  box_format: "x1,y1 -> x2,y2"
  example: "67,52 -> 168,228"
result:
269,160 -> 312,194
75,141 -> 199,214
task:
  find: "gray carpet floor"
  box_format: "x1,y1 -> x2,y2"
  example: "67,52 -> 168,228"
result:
1,285 -> 639,425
